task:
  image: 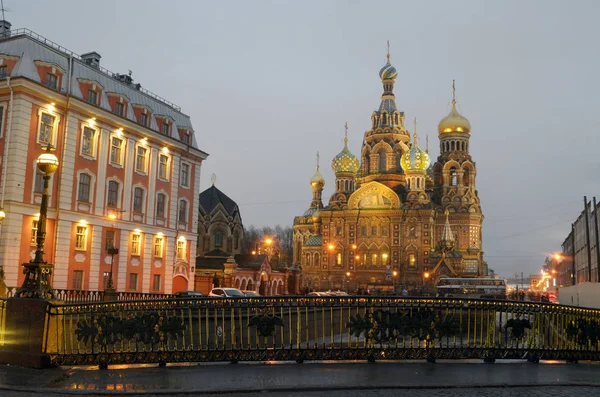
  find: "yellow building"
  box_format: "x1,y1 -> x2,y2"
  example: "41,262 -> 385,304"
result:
293,51 -> 485,293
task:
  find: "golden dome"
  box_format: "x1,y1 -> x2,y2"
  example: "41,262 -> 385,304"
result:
311,209 -> 321,223
310,169 -> 325,187
438,101 -> 471,135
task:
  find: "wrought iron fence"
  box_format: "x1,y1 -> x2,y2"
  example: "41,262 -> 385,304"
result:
40,296 -> 600,367
3,287 -> 173,303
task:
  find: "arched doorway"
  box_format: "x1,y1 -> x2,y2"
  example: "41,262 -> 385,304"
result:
172,276 -> 188,293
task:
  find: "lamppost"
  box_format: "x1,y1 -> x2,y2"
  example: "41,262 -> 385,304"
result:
345,271 -> 351,293
15,145 -> 59,299
392,270 -> 398,293
422,271 -> 430,296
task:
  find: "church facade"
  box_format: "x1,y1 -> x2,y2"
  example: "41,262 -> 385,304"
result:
293,52 -> 486,293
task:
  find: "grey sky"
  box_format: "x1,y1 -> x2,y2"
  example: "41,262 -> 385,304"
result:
11,0 -> 600,278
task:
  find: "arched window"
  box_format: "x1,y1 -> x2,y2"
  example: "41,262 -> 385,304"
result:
450,167 -> 458,186
379,152 -> 386,172
396,155 -> 401,171
463,168 -> 470,186
214,230 -> 223,247
305,253 -> 311,266
233,231 -> 239,250
315,253 -> 320,264
336,253 -> 342,265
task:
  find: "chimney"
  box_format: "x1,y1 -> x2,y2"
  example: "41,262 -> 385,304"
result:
0,20 -> 11,38
81,51 -> 101,69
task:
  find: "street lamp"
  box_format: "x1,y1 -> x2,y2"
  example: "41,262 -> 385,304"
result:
422,271 -> 430,296
15,145 -> 59,299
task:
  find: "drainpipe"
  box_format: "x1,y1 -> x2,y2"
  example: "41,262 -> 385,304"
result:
0,76 -> 13,278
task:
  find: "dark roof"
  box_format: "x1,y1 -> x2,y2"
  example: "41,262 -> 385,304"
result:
196,256 -> 226,270
199,185 -> 240,217
234,254 -> 267,270
203,249 -> 230,258
305,235 -> 323,246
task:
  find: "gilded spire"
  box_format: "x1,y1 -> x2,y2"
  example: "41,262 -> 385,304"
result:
413,117 -> 417,145
452,79 -> 456,105
316,151 -> 320,171
426,135 -> 429,154
344,121 -> 348,145
386,40 -> 390,63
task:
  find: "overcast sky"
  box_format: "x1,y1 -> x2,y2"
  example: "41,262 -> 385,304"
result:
11,0 -> 600,278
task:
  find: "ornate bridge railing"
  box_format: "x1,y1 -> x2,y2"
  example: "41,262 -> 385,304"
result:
3,287 -> 173,303
38,297 -> 600,368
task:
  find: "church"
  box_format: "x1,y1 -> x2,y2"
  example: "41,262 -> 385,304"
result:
293,50 -> 486,293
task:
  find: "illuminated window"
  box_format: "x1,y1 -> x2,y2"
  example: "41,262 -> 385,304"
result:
31,220 -> 39,245
114,102 -> 124,117
81,126 -> 95,156
77,173 -> 91,202
131,233 -> 141,256
154,237 -> 164,258
305,253 -> 311,266
409,253 -> 416,267
158,154 -> 169,180
156,193 -> 166,218
75,226 -> 88,250
110,137 -> 124,165
382,253 -> 388,265
38,113 -> 55,144
72,270 -> 83,290
372,253 -> 378,265
87,90 -> 97,105
46,73 -> 58,90
135,146 -> 148,173
133,187 -> 144,213
103,272 -> 110,289
177,240 -> 186,260
336,253 -> 342,265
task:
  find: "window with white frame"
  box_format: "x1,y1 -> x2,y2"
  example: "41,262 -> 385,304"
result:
75,226 -> 88,250
34,168 -> 44,194
158,154 -> 169,180
180,162 -> 190,187
78,173 -> 91,202
133,187 -> 144,213
46,73 -> 58,90
154,237 -> 164,258
0,65 -> 7,79
109,136 -> 124,165
107,180 -> 119,207
156,193 -> 166,218
162,122 -> 169,136
177,240 -> 186,260
38,113 -> 55,145
131,233 -> 141,256
31,219 -> 39,245
72,270 -> 84,290
135,146 -> 148,173
87,90 -> 97,105
178,200 -> 187,223
183,132 -> 190,145
81,126 -> 96,157
114,102 -> 124,117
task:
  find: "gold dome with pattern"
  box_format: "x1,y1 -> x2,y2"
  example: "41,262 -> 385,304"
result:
438,81 -> 471,135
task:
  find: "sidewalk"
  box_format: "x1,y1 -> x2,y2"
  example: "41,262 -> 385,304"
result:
1,360 -> 600,395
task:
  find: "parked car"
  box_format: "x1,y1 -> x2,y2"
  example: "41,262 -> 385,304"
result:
174,290 -> 204,298
242,290 -> 261,297
209,288 -> 245,298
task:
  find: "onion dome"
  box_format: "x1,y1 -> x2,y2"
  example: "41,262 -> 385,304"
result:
401,122 -> 430,172
311,209 -> 321,223
310,152 -> 325,188
379,60 -> 398,81
438,81 -> 471,134
332,125 -> 359,174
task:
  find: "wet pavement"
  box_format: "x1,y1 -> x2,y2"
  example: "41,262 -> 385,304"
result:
1,360 -> 600,395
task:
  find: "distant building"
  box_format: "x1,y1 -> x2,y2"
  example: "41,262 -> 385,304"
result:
293,50 -> 486,292
559,198 -> 600,286
0,21 -> 207,294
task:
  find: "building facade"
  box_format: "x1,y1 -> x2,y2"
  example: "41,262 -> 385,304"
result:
559,197 -> 600,286
0,22 -> 207,294
293,51 -> 486,292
